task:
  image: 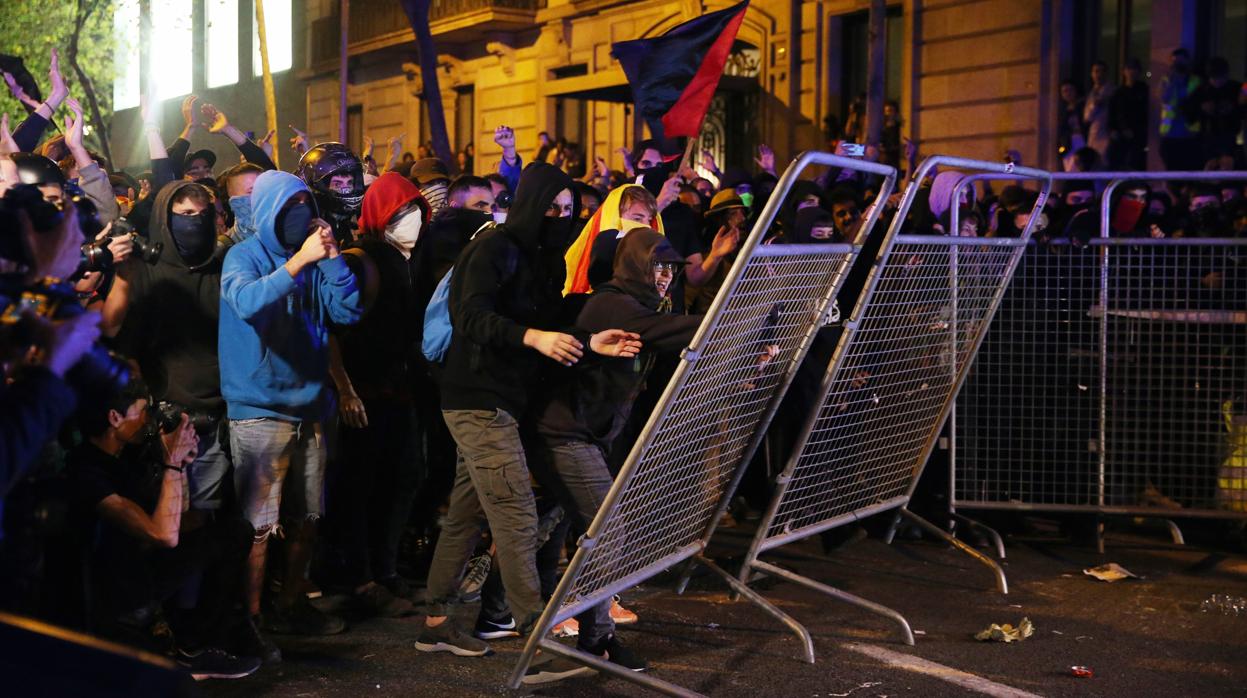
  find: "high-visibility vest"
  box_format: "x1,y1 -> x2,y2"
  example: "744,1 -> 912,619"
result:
1217,400 -> 1247,512
1159,75 -> 1201,137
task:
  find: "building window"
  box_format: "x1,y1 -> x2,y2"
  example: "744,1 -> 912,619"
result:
253,0 -> 293,76
113,0 -> 140,110
206,0 -> 240,88
838,7 -> 903,142
151,0 -> 194,100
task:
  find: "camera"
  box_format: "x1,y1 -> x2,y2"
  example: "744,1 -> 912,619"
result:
151,400 -> 186,434
0,282 -> 131,403
80,217 -> 163,273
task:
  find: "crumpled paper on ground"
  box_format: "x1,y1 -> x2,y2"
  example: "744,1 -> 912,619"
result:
1083,563 -> 1139,582
975,617 -> 1034,642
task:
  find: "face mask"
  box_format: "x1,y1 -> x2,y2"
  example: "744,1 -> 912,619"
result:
169,211 -> 216,263
277,201 -> 315,249
638,165 -> 670,198
492,210 -> 508,225
539,216 -> 574,252
384,209 -> 423,258
738,192 -> 755,209
618,217 -> 649,237
229,195 -> 254,235
1112,198 -> 1145,233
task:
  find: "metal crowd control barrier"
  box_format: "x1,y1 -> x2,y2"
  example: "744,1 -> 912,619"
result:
730,156 -> 1051,653
508,151 -> 898,697
953,171 -> 1247,551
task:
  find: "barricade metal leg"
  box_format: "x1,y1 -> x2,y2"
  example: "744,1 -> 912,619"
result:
899,509 -> 1008,594
750,559 -> 915,646
534,636 -> 705,698
1164,519 -> 1186,546
950,511 -> 1007,559
697,555 -> 816,663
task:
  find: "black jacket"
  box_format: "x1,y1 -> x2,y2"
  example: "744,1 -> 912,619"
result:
115,181 -> 224,414
416,206 -> 493,309
439,162 -> 578,417
339,237 -> 421,402
535,229 -> 703,448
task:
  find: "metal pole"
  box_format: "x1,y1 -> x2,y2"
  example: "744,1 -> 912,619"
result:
338,0 -> 349,144
865,0 -> 886,146
256,0 -> 280,168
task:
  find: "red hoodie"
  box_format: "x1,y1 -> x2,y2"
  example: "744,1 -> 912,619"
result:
357,171 -> 429,237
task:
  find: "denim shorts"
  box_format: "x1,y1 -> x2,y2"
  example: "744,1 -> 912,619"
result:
229,418 -> 326,534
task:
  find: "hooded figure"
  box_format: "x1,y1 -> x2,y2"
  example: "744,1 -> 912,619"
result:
539,228 -> 701,445
777,180 -> 826,239
112,180 -> 223,414
928,171 -> 976,232
790,206 -> 841,244
219,170 -> 363,421
340,172 -> 431,400
530,227 -> 702,653
440,161 -> 578,419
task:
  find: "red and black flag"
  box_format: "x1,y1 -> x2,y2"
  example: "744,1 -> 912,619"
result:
611,1 -> 750,141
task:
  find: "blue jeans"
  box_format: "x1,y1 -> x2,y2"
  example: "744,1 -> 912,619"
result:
230,418 -> 326,537
186,418 -> 230,511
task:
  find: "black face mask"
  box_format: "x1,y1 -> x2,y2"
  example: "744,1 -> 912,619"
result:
539,215 -> 574,254
277,202 -> 315,249
169,211 -> 216,263
459,208 -> 492,232
639,165 -> 671,198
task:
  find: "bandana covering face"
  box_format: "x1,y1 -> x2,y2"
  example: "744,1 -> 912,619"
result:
385,208 -> 423,258
277,201 -> 315,249
170,211 -> 216,263
562,184 -> 665,296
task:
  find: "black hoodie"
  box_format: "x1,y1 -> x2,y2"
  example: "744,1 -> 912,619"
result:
114,181 -> 224,414
535,229 -> 703,448
440,162 -> 579,417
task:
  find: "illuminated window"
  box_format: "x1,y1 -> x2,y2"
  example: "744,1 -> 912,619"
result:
112,0 -> 140,110
253,0 -> 292,76
151,0 -> 194,99
206,0 -> 239,88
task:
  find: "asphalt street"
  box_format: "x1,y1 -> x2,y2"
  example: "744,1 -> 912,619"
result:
206,518 -> 1247,697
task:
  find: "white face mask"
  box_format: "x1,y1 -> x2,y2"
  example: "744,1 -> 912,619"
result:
492,210 -> 508,225
384,209 -> 423,258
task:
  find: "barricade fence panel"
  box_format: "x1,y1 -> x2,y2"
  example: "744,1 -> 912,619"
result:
763,236 -> 1033,549
955,238 -> 1247,517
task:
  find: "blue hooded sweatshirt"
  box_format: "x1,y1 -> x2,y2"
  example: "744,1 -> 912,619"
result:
219,170 -> 362,421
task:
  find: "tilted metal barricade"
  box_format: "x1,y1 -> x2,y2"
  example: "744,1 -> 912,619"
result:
727,156 -> 1051,654
507,152 -> 898,697
953,171 -> 1247,551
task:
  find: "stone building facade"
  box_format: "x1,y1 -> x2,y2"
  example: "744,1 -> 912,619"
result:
299,0 -> 1235,176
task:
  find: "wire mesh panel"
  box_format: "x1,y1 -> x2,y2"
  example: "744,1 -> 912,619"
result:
954,240 -> 1102,507
760,236 -> 1032,549
955,238 -> 1247,517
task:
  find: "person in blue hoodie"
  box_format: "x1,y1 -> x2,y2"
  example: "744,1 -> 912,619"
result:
219,170 -> 362,641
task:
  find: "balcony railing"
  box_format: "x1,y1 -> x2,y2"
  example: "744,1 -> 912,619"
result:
310,0 -> 545,66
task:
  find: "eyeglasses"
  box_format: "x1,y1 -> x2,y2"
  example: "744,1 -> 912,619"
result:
653,262 -> 678,275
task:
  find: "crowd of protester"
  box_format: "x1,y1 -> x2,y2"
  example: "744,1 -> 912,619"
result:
0,43 -> 1245,687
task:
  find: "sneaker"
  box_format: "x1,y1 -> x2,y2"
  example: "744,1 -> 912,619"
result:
473,614 -> 520,640
458,554 -> 491,603
177,647 -> 261,681
351,583 -> 414,618
263,600 -> 346,636
521,652 -> 596,685
583,633 -> 647,672
551,617 -> 578,638
233,616 -> 282,664
415,620 -> 492,657
610,596 -> 638,625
